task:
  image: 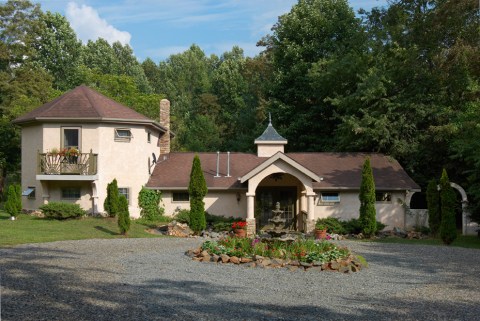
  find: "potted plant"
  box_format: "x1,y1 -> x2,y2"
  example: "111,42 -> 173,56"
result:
314,221 -> 327,240
232,220 -> 247,238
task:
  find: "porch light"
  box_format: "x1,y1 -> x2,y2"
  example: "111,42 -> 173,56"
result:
236,192 -> 241,203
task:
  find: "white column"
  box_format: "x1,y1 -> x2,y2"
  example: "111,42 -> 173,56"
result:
247,193 -> 255,219
307,193 -> 315,221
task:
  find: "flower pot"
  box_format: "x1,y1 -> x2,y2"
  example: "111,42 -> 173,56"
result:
234,229 -> 246,238
314,229 -> 327,240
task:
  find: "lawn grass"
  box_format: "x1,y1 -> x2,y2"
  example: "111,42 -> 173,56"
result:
0,211 -> 165,247
369,234 -> 480,249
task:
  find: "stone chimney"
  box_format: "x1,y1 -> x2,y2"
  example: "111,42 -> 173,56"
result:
159,99 -> 170,155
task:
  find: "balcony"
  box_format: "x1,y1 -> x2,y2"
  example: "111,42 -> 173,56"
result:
37,150 -> 98,180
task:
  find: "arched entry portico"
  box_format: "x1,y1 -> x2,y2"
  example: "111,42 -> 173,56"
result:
240,153 -> 320,235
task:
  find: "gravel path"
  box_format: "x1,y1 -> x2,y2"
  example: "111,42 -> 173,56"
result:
1,238 -> 479,321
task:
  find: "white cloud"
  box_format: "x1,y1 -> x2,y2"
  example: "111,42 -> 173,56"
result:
66,2 -> 131,45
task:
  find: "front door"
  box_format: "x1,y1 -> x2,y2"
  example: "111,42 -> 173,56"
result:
256,187 -> 297,230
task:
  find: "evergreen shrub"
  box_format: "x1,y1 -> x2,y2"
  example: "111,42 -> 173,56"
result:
439,169 -> 457,245
174,209 -> 191,224
359,158 -> 377,237
40,202 -> 86,219
104,179 -> 120,217
4,184 -> 21,217
118,195 -> 131,235
188,155 -> 207,234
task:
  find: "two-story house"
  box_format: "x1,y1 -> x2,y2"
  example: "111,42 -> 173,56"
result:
13,85 -> 171,217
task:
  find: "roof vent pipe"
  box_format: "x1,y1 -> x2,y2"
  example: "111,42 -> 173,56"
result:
215,151 -> 220,177
226,151 -> 231,177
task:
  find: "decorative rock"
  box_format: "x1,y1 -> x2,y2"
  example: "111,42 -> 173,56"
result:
271,259 -> 284,267
200,250 -> 209,257
253,255 -> 264,261
230,256 -> 240,264
167,221 -> 193,237
220,254 -> 230,263
330,262 -> 340,270
290,260 -> 300,266
240,257 -> 252,263
212,254 -> 220,263
300,262 -> 312,268
202,254 -> 211,262
259,258 -> 271,267
339,266 -> 351,273
287,266 -> 299,272
244,262 -> 256,268
308,266 -> 323,272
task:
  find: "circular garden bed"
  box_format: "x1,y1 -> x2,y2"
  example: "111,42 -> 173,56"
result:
187,236 -> 367,273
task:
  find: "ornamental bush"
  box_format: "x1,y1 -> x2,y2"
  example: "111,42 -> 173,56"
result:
4,184 -> 21,217
40,202 -> 86,219
426,179 -> 441,236
359,158 -> 377,237
138,187 -> 164,221
174,209 -> 191,224
117,195 -> 131,235
439,169 -> 457,245
315,217 -> 346,234
104,179 -> 120,217
188,155 -> 207,234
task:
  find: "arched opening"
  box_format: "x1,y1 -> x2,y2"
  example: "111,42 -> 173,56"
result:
254,173 -> 304,231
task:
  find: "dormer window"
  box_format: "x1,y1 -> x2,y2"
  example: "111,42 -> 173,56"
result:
115,128 -> 132,142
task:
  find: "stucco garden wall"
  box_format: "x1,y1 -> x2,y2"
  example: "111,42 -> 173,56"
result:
314,191 -> 406,230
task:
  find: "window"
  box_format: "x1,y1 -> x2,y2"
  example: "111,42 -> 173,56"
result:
147,132 -> 151,143
62,187 -> 81,199
173,192 -> 189,202
320,192 -> 340,202
62,127 -> 81,149
118,187 -> 130,204
114,128 -> 133,142
376,192 -> 392,202
22,187 -> 36,199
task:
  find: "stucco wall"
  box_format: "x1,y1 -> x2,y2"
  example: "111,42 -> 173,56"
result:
161,190 -> 247,219
314,191 -> 406,229
21,122 -> 161,217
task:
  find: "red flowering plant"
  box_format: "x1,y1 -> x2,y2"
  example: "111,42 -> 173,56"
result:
231,221 -> 247,230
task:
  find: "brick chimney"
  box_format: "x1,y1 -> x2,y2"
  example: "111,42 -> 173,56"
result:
159,99 -> 170,155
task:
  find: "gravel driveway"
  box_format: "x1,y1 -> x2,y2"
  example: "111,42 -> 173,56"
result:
1,238 -> 479,321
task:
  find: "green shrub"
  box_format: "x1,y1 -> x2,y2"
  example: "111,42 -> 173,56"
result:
439,169 -> 457,245
205,212 -> 235,224
315,217 -> 345,234
188,155 -> 207,234
212,222 -> 232,232
117,195 -> 131,235
174,209 -> 191,224
104,179 -> 120,217
341,218 -> 363,234
359,158 -> 377,237
40,202 -> 86,219
138,187 -> 164,221
341,218 -> 385,235
4,184 -> 21,217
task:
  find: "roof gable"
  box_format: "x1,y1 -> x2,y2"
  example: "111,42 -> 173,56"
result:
240,152 -> 320,183
13,86 -> 165,132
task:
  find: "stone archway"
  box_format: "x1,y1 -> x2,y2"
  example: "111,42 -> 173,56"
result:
406,183 -> 478,235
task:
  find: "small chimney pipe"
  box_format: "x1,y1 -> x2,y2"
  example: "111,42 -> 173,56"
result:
226,152 -> 231,177
215,151 -> 220,177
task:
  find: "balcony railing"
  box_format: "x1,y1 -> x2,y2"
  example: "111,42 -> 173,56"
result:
37,150 -> 98,175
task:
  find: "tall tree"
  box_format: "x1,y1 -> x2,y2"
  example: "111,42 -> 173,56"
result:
188,155 -> 207,234
104,179 -> 120,218
439,169 -> 457,245
259,0 -> 365,151
32,11 -> 82,90
359,158 -> 377,237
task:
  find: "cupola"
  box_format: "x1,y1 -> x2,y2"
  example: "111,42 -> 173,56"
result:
254,114 -> 287,157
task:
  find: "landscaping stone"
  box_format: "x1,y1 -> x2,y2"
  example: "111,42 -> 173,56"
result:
167,221 -> 193,237
187,244 -> 366,273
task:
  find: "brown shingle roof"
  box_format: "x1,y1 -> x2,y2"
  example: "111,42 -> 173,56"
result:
13,85 -> 165,131
146,152 -> 420,191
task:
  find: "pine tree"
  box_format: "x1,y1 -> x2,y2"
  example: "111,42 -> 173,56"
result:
426,179 -> 441,236
4,185 -> 19,218
117,195 -> 131,235
359,158 -> 377,237
188,155 -> 207,234
439,169 -> 457,245
104,179 -> 120,217
14,184 -> 22,214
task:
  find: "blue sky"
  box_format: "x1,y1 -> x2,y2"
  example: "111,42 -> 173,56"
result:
26,0 -> 389,62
